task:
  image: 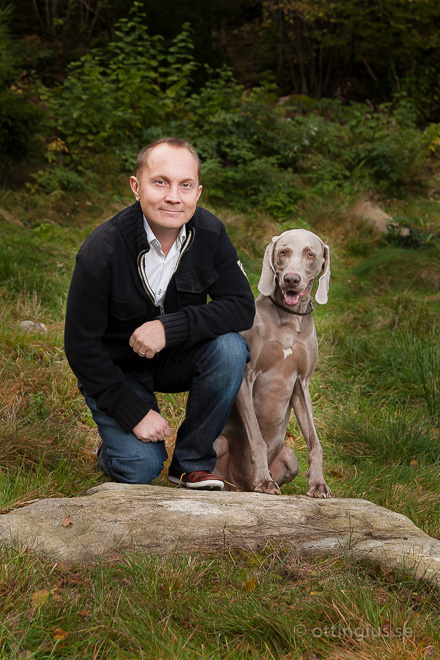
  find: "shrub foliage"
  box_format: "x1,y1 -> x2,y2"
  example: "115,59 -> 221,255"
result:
32,4 -> 439,217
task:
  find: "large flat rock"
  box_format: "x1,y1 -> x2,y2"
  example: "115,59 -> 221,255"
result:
0,483 -> 439,586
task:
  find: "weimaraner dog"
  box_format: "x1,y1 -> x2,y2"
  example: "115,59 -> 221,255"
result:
214,228 -> 332,497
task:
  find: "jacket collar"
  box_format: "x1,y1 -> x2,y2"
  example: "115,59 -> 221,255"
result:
116,201 -> 199,257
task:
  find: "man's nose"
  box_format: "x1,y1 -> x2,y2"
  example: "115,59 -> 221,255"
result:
164,186 -> 181,203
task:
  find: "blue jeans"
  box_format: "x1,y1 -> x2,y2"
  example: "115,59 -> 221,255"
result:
80,333 -> 250,484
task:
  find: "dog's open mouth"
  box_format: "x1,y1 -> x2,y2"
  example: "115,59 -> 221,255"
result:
282,281 -> 311,306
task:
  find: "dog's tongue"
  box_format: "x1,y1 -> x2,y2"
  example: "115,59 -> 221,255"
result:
284,291 -> 300,306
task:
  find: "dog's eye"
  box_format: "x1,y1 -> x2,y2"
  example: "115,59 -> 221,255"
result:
279,250 -> 286,257
307,252 -> 315,259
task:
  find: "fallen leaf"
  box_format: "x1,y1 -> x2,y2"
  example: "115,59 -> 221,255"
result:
329,469 -> 343,479
17,649 -> 32,660
53,628 -> 69,641
78,608 -> 92,617
30,587 -> 58,609
62,515 -> 74,527
30,589 -> 50,607
244,578 -> 256,592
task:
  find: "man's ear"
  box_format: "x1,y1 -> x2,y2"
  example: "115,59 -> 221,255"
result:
196,184 -> 203,202
130,176 -> 140,200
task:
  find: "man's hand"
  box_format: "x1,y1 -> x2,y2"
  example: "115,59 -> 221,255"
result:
133,410 -> 171,442
129,319 -> 166,359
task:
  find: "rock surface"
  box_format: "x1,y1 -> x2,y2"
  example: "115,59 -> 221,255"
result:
350,201 -> 394,233
1,483 -> 439,586
17,320 -> 48,335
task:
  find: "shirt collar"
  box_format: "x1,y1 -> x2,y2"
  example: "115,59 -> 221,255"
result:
143,215 -> 187,251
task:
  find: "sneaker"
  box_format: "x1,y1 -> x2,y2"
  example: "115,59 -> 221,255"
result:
167,466 -> 224,490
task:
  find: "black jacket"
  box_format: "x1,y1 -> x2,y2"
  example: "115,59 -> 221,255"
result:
64,202 -> 255,432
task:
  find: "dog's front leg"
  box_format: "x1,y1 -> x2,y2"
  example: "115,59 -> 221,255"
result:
291,380 -> 331,498
234,378 -> 281,495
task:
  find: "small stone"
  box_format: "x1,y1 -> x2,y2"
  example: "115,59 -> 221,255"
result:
17,320 -> 48,335
350,201 -> 393,234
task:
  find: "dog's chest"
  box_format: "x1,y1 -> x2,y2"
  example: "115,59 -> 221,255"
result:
255,330 -> 317,382
277,337 -> 312,377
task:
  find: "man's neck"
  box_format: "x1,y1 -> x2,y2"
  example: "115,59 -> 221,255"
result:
143,217 -> 185,257
157,231 -> 179,257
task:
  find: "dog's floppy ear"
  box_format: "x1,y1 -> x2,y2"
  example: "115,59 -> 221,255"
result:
257,235 -> 279,296
315,244 -> 330,305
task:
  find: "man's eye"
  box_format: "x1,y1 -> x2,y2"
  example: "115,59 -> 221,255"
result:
156,179 -> 166,185
182,182 -> 193,189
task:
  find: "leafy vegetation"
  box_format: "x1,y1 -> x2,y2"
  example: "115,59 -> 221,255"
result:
23,6 -> 438,223
0,8 -> 44,184
10,1 -> 440,121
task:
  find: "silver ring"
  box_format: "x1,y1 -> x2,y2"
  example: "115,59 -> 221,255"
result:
138,351 -> 146,356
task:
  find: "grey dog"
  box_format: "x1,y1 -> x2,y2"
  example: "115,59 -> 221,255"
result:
214,229 -> 332,497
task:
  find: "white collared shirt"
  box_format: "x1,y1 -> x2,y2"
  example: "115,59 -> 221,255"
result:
143,216 -> 187,306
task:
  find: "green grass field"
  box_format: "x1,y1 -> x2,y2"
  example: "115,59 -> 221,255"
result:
1,184 -> 439,659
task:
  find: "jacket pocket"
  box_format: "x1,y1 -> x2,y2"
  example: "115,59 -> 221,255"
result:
174,267 -> 219,310
174,267 -> 218,294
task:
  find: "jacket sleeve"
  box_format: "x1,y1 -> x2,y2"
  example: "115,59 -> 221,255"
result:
64,253 -> 156,432
160,224 -> 255,348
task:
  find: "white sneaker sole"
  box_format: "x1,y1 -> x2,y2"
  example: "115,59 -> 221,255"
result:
167,475 -> 224,490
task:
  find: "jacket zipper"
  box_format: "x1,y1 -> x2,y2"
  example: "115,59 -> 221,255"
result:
137,228 -> 194,316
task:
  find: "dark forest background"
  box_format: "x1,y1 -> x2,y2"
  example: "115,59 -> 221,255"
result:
2,0 -> 440,205
9,0 -> 440,105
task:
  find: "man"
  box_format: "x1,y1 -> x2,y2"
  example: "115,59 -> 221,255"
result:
64,137 -> 255,490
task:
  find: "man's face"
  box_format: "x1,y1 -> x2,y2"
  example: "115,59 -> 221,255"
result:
130,144 -> 202,237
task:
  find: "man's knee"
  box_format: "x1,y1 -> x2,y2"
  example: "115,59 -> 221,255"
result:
102,446 -> 166,485
209,332 -> 250,373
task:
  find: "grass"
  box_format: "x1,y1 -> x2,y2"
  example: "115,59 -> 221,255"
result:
1,182 -> 440,658
1,545 -> 439,659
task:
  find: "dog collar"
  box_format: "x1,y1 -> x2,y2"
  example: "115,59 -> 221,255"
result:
269,296 -> 314,316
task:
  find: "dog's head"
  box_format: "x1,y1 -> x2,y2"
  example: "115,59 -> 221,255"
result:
258,229 -> 330,307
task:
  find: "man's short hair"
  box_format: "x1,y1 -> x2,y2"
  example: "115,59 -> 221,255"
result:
135,137 -> 201,181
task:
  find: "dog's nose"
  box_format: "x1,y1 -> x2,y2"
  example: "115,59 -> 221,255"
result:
284,273 -> 301,287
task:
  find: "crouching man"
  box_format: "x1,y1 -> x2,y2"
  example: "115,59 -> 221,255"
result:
64,138 -> 255,490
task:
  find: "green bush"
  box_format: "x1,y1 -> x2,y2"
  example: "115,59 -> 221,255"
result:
0,8 -> 45,177
386,217 -> 438,249
0,90 -> 44,161
44,3 -> 197,166
39,13 -> 436,210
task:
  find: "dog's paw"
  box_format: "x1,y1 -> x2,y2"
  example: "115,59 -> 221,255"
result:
307,481 -> 332,499
255,480 -> 281,495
